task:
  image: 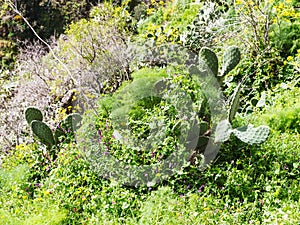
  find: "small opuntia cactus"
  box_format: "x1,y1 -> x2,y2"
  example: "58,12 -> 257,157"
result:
25,107 -> 82,149
220,46 -> 241,77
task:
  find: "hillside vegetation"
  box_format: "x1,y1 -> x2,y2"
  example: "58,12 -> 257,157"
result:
0,0 -> 299,224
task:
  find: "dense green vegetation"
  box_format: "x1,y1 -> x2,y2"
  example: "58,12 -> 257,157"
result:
0,0 -> 299,224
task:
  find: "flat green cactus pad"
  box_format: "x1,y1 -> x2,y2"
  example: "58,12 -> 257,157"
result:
25,107 -> 43,125
31,120 -> 55,147
233,124 -> 270,144
228,83 -> 242,123
220,46 -> 241,77
215,119 -> 232,143
199,47 -> 218,77
62,113 -> 82,132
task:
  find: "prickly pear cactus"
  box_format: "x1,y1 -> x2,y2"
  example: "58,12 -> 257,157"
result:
228,83 -> 242,123
232,124 -> 270,144
31,120 -> 55,147
25,107 -> 43,125
199,47 -> 218,77
220,46 -> 241,77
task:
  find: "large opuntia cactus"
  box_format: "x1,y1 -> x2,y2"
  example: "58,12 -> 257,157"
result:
220,46 -> 241,77
31,120 -> 55,147
25,107 -> 43,125
196,46 -> 269,150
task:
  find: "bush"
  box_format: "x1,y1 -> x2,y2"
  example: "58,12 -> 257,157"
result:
0,2 -> 133,152
137,0 -> 201,44
77,65 -> 207,185
34,142 -> 143,224
250,86 -> 300,133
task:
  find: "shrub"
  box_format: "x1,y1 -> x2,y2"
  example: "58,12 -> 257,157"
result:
0,163 -> 66,224
0,2 -> 133,152
34,142 -> 143,224
251,86 -> 300,133
137,0 -> 201,44
181,1 -> 232,52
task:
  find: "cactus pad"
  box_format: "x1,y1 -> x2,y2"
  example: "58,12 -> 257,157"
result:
215,119 -> 232,142
62,113 -> 82,132
31,120 -> 55,147
228,83 -> 242,123
199,47 -> 218,77
25,107 -> 43,125
232,124 -> 270,144
220,46 -> 241,77
54,127 -> 66,144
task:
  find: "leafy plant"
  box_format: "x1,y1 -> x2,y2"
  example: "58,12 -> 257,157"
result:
137,0 -> 201,44
181,1 -> 231,52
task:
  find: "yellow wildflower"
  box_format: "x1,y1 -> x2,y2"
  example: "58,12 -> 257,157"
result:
235,0 -> 243,5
